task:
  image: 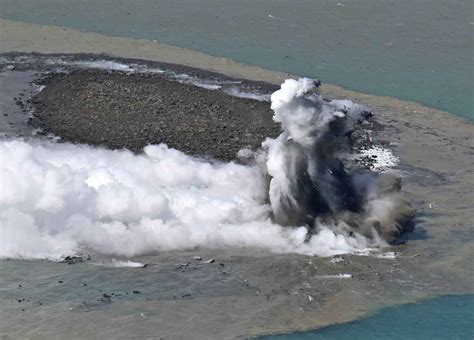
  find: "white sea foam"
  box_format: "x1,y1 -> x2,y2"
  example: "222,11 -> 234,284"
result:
48,59 -> 135,72
315,274 -> 353,279
44,58 -> 166,74
63,59 -> 221,89
189,82 -> 222,90
374,251 -> 398,259
72,60 -> 134,72
0,139 -> 379,260
108,259 -> 146,268
223,87 -> 271,101
329,256 -> 345,263
360,146 -> 399,171
172,73 -> 222,90
5,55 -> 275,100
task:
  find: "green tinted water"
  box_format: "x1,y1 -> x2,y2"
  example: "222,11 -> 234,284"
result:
258,295 -> 474,340
0,0 -> 472,119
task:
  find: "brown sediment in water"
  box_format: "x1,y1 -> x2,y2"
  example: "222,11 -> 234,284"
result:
0,19 -> 473,339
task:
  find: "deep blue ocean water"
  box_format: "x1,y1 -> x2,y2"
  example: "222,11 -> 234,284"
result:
0,0 -> 472,120
258,295 -> 474,340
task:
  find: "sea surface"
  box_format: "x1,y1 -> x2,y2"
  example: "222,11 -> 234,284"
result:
0,0 -> 472,119
258,294 -> 474,340
0,1 -> 473,338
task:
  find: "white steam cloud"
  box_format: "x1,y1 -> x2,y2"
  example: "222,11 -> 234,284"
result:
0,139 -> 379,260
264,78 -> 414,243
0,78 -> 414,261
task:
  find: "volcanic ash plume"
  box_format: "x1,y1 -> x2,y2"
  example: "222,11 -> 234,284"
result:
263,78 -> 415,243
0,77 -> 415,261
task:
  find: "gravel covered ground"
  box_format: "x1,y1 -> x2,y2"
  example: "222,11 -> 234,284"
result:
32,70 -> 280,161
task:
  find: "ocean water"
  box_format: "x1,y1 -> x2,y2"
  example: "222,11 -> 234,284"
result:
0,2 -> 473,338
0,0 -> 472,120
258,295 -> 474,340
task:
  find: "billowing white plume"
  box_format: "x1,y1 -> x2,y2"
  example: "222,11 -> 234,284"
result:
0,139 -> 381,260
264,78 -> 414,242
0,78 -> 414,261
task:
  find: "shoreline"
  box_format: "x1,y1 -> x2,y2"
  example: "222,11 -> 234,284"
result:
1,18 -> 472,126
30,68 -> 279,161
2,52 -> 376,165
0,20 -> 473,339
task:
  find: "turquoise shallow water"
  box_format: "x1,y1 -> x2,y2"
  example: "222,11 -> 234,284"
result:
258,295 -> 474,340
0,2 -> 473,338
0,0 -> 472,119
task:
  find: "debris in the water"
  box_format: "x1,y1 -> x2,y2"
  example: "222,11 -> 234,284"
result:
61,256 -> 85,265
330,256 -> 344,264
375,252 -> 398,259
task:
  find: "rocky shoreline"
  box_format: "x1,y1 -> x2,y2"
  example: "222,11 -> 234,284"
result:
32,69 -> 280,161
1,52 -> 379,166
